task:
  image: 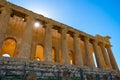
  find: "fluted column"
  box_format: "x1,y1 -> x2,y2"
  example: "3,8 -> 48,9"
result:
83,37 -> 95,68
61,28 -> 70,64
14,40 -> 21,58
99,43 -> 112,69
19,16 -> 35,59
30,42 -> 36,60
43,23 -> 53,62
106,45 -> 119,71
0,7 -> 12,54
55,46 -> 60,62
92,40 -> 104,69
73,33 -> 83,66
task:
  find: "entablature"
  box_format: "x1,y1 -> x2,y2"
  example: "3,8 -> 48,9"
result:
0,0 -> 111,45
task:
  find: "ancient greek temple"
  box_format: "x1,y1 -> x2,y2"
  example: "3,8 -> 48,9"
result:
0,0 -> 120,80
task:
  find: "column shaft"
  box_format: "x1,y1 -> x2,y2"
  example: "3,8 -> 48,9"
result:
14,41 -> 21,58
44,23 -> 52,62
73,33 -> 83,66
92,41 -> 104,68
61,28 -> 69,64
19,16 -> 34,59
30,42 -> 36,60
84,37 -> 95,68
106,45 -> 119,71
99,43 -> 112,69
0,7 -> 12,54
55,46 -> 60,62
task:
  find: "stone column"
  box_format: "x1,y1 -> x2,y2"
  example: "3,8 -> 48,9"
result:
92,40 -> 104,69
0,7 -> 12,54
43,23 -> 52,62
14,40 -> 21,58
83,37 -> 95,68
106,45 -> 119,71
73,33 -> 83,66
61,28 -> 70,64
30,42 -> 36,60
19,16 -> 35,59
99,43 -> 112,69
55,46 -> 60,62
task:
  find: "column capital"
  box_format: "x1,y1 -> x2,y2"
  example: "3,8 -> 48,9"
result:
81,36 -> 90,43
98,42 -> 105,47
59,28 -> 68,34
90,39 -> 98,43
24,16 -> 35,22
73,32 -> 79,38
44,23 -> 53,29
83,36 -> 90,41
106,44 -> 112,48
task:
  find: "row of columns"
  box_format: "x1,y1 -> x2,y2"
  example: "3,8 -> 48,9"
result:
0,7 -> 119,71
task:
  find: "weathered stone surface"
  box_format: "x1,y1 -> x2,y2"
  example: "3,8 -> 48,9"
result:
24,72 -> 37,80
0,57 -> 119,79
0,0 -> 119,79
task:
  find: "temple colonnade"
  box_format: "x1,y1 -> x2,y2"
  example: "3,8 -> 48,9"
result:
0,6 -> 119,71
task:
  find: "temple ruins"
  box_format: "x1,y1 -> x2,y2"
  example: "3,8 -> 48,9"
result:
0,0 -> 120,80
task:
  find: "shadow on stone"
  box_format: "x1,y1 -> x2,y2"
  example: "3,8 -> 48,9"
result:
24,72 -> 37,80
62,71 -> 71,80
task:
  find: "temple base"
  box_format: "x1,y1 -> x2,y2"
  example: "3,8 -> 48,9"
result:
0,57 -> 120,80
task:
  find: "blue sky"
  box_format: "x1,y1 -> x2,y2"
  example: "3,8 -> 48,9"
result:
7,0 -> 120,69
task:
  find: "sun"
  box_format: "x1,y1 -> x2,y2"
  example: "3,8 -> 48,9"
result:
34,21 -> 41,28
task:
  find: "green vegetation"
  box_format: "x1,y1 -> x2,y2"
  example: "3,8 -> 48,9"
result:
1,76 -> 22,80
37,78 -> 57,80
71,77 -> 80,80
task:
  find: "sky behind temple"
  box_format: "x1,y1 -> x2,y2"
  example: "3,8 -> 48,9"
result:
7,0 -> 120,69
